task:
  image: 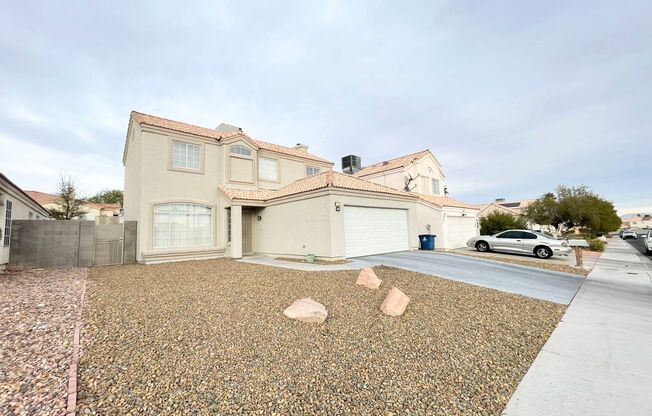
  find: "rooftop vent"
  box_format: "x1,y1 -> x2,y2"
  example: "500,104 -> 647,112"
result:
495,198 -> 506,203
342,155 -> 362,174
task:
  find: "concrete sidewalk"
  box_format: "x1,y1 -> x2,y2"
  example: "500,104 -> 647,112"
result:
503,239 -> 652,415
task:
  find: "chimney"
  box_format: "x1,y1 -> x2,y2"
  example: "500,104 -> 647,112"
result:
293,143 -> 309,153
215,123 -> 242,133
495,198 -> 506,203
342,155 -> 362,174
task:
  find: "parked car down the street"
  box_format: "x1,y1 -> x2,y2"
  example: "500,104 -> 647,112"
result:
643,230 -> 652,254
467,230 -> 572,259
620,229 -> 638,239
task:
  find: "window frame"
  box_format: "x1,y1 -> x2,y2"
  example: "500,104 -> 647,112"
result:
306,165 -> 320,177
152,202 -> 213,249
169,139 -> 204,174
229,145 -> 252,157
4,200 -> 13,246
431,178 -> 440,195
258,156 -> 279,182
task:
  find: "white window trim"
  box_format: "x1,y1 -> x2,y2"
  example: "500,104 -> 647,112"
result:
230,145 -> 252,157
306,165 -> 320,177
152,203 -> 213,249
169,140 -> 204,174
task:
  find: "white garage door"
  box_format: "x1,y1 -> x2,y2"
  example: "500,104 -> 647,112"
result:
447,216 -> 478,249
343,206 -> 409,257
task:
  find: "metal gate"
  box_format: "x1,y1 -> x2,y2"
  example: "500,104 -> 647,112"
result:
94,223 -> 124,266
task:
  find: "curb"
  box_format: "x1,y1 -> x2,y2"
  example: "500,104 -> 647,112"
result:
66,269 -> 88,415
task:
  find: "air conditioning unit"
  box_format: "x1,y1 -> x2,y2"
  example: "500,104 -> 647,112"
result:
341,155 -> 362,174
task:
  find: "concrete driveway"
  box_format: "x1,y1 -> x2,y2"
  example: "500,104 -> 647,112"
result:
356,251 -> 584,304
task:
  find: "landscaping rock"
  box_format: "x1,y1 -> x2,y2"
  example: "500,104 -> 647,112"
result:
283,298 -> 328,323
356,267 -> 382,289
380,287 -> 410,317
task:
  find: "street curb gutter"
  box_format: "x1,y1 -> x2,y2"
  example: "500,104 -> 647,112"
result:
66,269 -> 88,415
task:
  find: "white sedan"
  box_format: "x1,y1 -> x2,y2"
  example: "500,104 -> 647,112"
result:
467,229 -> 572,259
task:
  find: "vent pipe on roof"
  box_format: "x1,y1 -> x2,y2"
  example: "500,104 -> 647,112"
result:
495,198 -> 506,203
294,143 -> 309,153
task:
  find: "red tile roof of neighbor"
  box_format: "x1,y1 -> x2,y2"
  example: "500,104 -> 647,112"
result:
417,194 -> 478,209
0,175 -> 50,215
24,190 -> 59,205
219,170 -> 417,203
130,111 -> 333,164
353,150 -> 431,177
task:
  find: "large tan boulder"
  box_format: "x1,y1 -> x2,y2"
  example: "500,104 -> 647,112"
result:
283,298 -> 328,323
356,267 -> 382,289
380,287 -> 410,317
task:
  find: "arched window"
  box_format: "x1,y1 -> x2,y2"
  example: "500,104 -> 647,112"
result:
230,145 -> 252,157
153,203 -> 212,248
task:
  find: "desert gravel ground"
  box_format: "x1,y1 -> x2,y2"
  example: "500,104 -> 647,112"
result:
78,259 -> 565,415
448,250 -> 591,276
1,268 -> 87,416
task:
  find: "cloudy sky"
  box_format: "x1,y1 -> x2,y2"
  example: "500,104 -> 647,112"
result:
1,1 -> 650,214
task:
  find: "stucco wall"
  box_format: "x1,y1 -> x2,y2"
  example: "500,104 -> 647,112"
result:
253,195 -> 332,257
415,202 -> 444,240
1,183 -> 49,269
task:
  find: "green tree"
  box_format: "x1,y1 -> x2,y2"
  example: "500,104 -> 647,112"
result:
88,189 -> 123,206
480,211 -> 528,235
526,185 -> 620,236
49,175 -> 88,220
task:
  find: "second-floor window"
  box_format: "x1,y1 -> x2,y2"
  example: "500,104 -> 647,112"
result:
230,145 -> 251,156
172,141 -> 201,170
306,166 -> 320,177
259,157 -> 278,181
431,178 -> 440,195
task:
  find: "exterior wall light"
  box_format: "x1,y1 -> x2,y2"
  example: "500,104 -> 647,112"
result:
334,202 -> 341,211
257,215 -> 262,221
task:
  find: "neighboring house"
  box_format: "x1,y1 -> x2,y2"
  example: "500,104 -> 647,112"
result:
1,173 -> 50,270
472,202 -> 521,218
25,191 -> 121,223
122,111 -> 479,264
623,215 -> 652,229
352,150 -> 480,249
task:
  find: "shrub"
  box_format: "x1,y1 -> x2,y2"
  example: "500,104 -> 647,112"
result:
480,212 -> 528,235
588,239 -> 605,252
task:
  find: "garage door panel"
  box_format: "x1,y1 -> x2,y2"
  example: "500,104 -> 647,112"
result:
447,216 -> 477,249
344,206 -> 409,257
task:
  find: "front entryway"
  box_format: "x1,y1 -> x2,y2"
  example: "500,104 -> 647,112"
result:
343,206 -> 409,257
242,212 -> 253,255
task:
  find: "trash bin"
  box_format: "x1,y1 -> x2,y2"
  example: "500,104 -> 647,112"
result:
419,234 -> 436,250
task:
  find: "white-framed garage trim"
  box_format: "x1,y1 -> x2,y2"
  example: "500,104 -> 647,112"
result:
343,206 -> 409,257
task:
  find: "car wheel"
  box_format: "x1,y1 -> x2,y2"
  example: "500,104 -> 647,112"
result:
475,241 -> 489,252
534,246 -> 553,259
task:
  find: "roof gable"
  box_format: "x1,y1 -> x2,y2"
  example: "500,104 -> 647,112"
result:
220,171 -> 416,203
353,150 -> 432,178
126,111 -> 333,165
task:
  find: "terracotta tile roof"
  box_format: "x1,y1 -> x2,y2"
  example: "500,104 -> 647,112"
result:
471,202 -> 520,215
417,194 -> 477,209
86,202 -> 121,210
220,171 -> 416,203
129,111 -> 332,164
25,191 -> 59,205
1,177 -> 50,216
353,150 -> 431,177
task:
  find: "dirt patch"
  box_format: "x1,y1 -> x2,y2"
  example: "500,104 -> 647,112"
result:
450,250 -> 590,276
0,268 -> 87,415
78,259 -> 565,415
275,256 -> 351,265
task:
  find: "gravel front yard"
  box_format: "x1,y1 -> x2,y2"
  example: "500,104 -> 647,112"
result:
78,260 -> 565,415
1,268 -> 87,416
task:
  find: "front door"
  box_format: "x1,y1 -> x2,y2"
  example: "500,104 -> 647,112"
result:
242,213 -> 253,254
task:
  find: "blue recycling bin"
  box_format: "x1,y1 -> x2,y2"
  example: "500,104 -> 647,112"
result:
419,234 -> 436,250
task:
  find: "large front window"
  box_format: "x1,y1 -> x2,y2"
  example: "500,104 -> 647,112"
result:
153,203 -> 211,248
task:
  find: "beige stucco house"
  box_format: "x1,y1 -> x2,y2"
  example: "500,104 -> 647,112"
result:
122,111 -> 479,264
1,173 -> 50,270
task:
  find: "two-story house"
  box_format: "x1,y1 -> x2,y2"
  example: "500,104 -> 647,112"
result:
122,112 -> 478,264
